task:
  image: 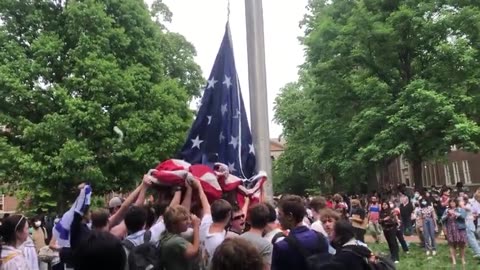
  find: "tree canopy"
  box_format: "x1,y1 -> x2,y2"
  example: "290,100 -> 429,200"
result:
274,0 -> 480,194
0,0 -> 203,212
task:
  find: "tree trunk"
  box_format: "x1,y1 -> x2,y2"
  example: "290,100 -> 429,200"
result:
411,159 -> 423,192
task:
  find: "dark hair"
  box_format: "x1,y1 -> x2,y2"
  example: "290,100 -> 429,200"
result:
74,231 -> 126,270
309,196 -> 327,212
0,215 -> 28,266
211,238 -> 263,270
247,204 -> 269,229
124,206 -> 147,234
265,203 -> 277,223
231,203 -> 241,213
144,205 -> 156,229
419,198 -> 428,208
448,199 -> 459,208
153,201 -> 169,217
279,195 -> 306,223
331,220 -> 355,249
211,199 -> 232,223
91,209 -> 110,230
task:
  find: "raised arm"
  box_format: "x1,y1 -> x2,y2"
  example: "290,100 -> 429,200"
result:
184,214 -> 200,259
109,175 -> 150,229
170,187 -> 182,208
242,197 -> 250,216
193,179 -> 210,215
181,183 -> 193,211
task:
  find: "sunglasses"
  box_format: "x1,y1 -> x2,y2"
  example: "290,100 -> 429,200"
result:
14,215 -> 26,232
232,214 -> 245,221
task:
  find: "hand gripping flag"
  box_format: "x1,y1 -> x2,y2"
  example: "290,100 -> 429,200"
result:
53,185 -> 92,248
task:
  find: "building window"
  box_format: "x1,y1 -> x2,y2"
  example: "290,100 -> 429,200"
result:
463,160 -> 472,184
444,164 -> 452,186
452,162 -> 461,185
0,194 -> 4,211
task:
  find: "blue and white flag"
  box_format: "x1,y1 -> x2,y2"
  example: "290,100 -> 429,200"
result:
180,23 -> 256,179
53,185 -> 92,247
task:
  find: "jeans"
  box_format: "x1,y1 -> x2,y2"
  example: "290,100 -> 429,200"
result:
396,226 -> 409,252
402,218 -> 413,236
384,228 -> 400,261
467,220 -> 480,256
423,218 -> 437,251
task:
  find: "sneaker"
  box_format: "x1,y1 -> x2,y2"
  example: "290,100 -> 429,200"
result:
394,261 -> 399,264
406,251 -> 410,254
432,251 -> 436,256
426,251 -> 431,256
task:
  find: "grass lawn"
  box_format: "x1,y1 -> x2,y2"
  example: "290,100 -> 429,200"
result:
369,242 -> 480,270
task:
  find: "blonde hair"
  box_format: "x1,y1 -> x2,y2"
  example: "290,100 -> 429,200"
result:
351,199 -> 360,207
319,208 -> 340,222
163,205 -> 190,232
474,188 -> 480,203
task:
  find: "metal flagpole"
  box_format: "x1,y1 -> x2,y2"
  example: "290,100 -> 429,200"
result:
244,0 -> 273,200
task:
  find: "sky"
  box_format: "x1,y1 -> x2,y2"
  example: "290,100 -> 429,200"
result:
156,0 -> 309,138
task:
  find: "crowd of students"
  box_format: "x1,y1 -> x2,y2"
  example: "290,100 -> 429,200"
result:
1,175 -> 479,270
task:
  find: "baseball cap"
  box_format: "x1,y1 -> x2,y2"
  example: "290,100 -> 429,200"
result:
108,197 -> 123,209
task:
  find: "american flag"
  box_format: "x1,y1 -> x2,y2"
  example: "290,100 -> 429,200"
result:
179,23 -> 256,179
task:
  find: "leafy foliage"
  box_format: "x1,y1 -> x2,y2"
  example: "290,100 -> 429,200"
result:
0,0 -> 203,212
274,0 -> 480,192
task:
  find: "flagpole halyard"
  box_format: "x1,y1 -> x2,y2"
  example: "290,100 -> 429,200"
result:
227,0 -> 231,22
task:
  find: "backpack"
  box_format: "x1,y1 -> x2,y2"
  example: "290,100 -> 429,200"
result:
271,231 -> 286,244
343,245 -> 396,270
283,231 -> 331,270
123,231 -> 163,270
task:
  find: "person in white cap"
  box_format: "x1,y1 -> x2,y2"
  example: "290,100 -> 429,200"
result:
108,197 -> 123,216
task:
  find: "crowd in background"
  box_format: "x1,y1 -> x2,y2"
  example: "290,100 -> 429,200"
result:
1,177 -> 479,270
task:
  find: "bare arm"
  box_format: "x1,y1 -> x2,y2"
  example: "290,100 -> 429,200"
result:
194,180 -> 210,215
184,216 -> 200,259
109,175 -> 151,229
181,184 -> 193,210
135,183 -> 148,206
48,235 -> 60,251
170,189 -> 182,208
242,197 -> 250,216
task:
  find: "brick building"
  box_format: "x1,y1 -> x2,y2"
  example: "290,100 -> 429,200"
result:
0,194 -> 18,214
270,138 -> 285,160
379,148 -> 480,190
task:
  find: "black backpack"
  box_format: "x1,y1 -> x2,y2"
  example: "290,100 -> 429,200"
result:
342,245 -> 396,270
123,231 -> 163,270
271,231 -> 286,244
283,231 -> 332,270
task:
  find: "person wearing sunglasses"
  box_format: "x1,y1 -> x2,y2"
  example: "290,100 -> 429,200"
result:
0,214 -> 31,270
227,198 -> 250,237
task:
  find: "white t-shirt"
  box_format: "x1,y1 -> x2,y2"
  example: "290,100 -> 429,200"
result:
311,220 -> 328,237
199,214 -> 225,269
263,228 -> 284,244
149,219 -> 166,245
0,245 -> 30,270
20,237 -> 39,270
125,230 -> 146,247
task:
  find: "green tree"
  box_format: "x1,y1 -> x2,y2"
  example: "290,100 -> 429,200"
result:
275,0 -> 480,191
0,0 -> 203,212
